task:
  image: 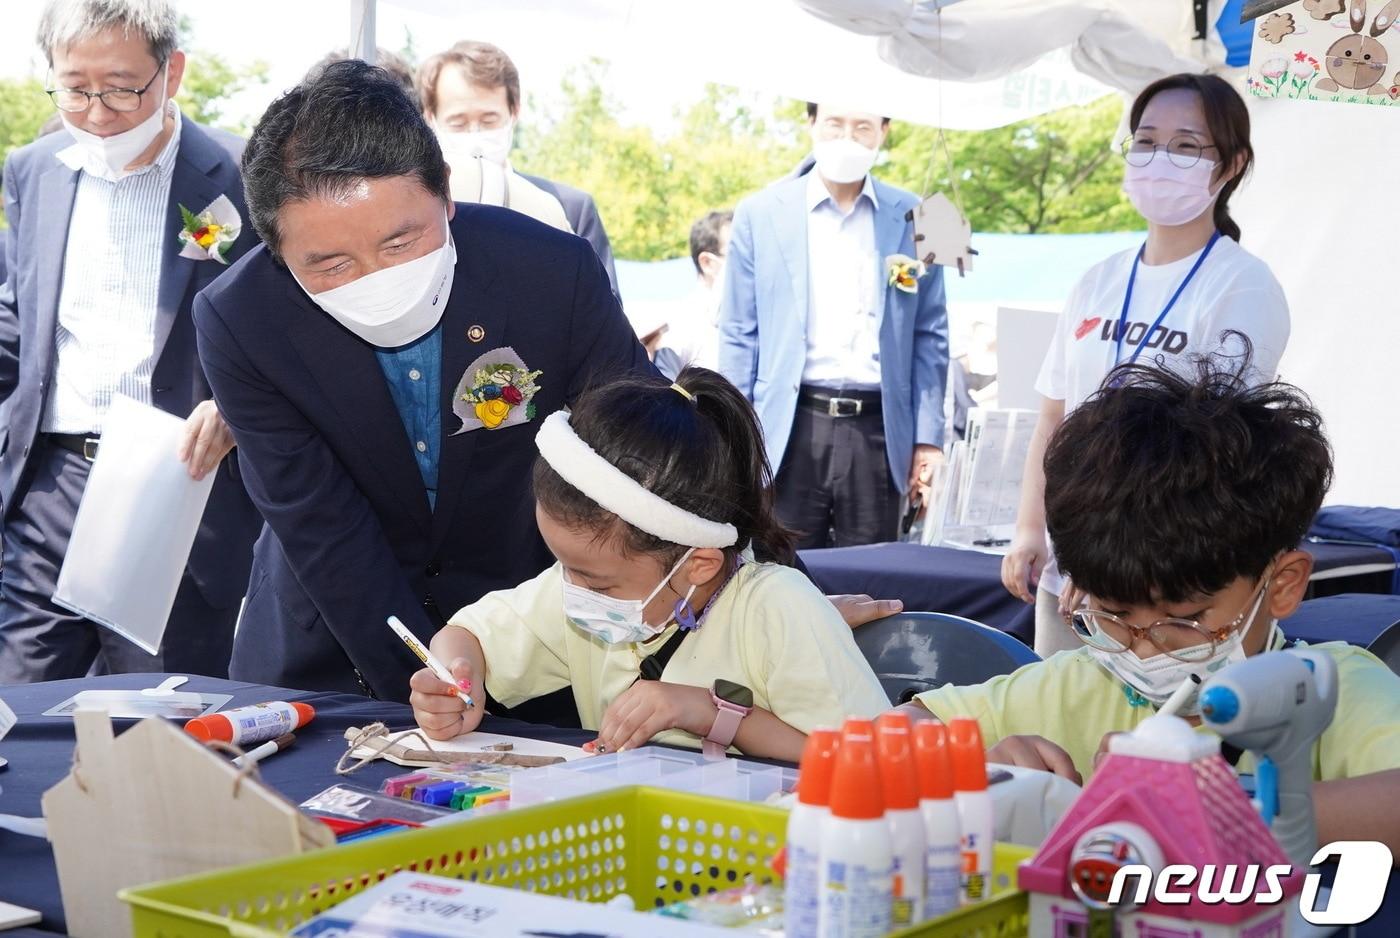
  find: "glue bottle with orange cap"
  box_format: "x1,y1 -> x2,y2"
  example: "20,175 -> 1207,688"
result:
947,717 -> 993,905
185,701 -> 315,746
785,728 -> 840,938
874,711 -> 925,928
817,718 -> 892,938
912,721 -> 961,918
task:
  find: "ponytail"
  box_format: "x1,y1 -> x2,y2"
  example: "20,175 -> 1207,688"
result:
532,367 -> 796,566
678,368 -> 797,565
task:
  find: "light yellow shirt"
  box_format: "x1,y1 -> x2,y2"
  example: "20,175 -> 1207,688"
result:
915,641 -> 1400,783
450,561 -> 890,750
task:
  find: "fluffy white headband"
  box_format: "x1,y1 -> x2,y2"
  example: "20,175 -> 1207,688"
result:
535,410 -> 739,549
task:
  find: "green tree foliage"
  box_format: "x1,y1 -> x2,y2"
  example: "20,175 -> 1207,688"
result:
0,77 -> 54,176
880,94 -> 1138,234
519,66 -> 1136,258
175,52 -> 269,136
516,62 -> 808,261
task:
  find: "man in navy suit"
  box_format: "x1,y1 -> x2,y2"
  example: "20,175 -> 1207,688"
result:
196,61 -> 651,703
720,103 -> 950,548
0,0 -> 260,682
416,41 -> 620,297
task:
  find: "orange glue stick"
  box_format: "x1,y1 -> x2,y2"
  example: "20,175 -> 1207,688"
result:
185,701 -> 315,746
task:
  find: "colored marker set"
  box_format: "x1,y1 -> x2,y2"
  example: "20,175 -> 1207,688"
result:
381,764 -> 513,812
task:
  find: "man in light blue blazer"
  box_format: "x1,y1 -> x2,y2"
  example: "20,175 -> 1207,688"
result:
720,103 -> 949,548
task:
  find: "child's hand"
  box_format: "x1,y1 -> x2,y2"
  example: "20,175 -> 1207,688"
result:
986,734 -> 1082,785
408,657 -> 482,741
1093,732 -> 1124,773
591,681 -> 714,754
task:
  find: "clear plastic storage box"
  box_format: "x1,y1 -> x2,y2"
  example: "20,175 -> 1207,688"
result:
509,746 -> 799,807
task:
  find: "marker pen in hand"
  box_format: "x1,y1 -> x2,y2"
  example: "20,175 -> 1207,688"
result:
387,616 -> 475,708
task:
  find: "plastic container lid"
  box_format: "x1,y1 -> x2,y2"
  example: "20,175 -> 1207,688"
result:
796,728 -> 841,807
912,721 -> 956,800
830,719 -> 884,820
874,712 -> 919,811
184,702 -> 316,743
947,718 -> 988,792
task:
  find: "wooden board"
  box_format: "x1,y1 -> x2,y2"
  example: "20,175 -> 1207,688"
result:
42,710 -> 332,938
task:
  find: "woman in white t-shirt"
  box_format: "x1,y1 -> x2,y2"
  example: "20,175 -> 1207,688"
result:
1001,73 -> 1290,657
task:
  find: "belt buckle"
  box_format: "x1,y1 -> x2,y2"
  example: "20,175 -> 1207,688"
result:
81,438 -> 99,461
827,397 -> 862,418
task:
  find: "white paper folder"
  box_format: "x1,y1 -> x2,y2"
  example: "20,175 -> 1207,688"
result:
53,395 -> 216,655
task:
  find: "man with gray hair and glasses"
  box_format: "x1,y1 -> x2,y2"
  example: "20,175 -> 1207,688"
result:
0,0 -> 260,682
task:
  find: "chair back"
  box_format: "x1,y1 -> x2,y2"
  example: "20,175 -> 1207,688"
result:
853,611 -> 1041,705
1366,619 -> 1400,677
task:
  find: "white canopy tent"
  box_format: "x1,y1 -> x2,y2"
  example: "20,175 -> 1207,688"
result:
352,0 -> 1397,505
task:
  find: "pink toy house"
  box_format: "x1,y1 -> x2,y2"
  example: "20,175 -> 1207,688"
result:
1018,715 -> 1304,937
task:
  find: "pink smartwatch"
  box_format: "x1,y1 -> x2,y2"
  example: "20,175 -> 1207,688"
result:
703,679 -> 753,759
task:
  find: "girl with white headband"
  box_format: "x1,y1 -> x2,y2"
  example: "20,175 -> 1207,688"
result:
409,367 -> 888,761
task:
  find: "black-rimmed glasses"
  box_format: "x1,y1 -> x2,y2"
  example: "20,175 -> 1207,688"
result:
46,62 -> 165,114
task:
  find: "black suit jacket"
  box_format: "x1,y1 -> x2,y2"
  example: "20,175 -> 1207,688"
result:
195,206 -> 653,700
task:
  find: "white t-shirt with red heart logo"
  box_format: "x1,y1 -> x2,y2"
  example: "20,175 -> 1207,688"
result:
1033,234 -> 1291,595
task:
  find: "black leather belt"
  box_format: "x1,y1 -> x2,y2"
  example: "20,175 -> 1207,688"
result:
46,433 -> 101,461
798,386 -> 882,418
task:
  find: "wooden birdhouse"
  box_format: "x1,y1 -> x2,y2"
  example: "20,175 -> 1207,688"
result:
906,192 -> 977,278
42,710 -> 333,938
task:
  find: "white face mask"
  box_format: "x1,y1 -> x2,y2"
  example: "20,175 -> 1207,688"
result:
295,218 -> 456,348
437,122 -> 514,167
1122,156 -> 1223,228
812,137 -> 878,185
562,549 -> 697,645
60,63 -> 169,182
1091,586 -> 1271,715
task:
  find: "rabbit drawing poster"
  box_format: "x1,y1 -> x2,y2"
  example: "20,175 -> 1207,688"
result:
1247,0 -> 1400,106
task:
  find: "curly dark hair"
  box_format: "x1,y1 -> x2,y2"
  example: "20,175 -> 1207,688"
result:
1044,358 -> 1332,606
533,367 -> 795,568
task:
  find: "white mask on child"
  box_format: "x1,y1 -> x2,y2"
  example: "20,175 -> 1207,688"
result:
1091,608 -> 1273,715
562,549 -> 697,645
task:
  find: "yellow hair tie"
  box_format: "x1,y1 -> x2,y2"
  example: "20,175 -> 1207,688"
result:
670,383 -> 696,403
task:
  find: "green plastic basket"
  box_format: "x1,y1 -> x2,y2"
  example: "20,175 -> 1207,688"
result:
120,786 -> 1030,937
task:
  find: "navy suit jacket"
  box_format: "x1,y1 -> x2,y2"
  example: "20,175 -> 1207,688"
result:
518,173 -> 619,297
0,117 -> 261,609
195,205 -> 653,700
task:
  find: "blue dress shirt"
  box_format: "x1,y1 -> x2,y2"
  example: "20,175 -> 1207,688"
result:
375,326 -> 442,508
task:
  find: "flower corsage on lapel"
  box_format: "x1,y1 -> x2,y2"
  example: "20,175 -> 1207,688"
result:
452,347 -> 543,434
886,254 -> 928,295
177,195 -> 242,264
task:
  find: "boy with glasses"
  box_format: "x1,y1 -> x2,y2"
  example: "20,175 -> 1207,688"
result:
903,361 -> 1400,854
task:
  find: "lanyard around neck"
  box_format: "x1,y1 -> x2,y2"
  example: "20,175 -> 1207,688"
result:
1115,230 -> 1221,367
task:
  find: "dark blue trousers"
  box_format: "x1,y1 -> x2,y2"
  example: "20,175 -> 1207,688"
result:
0,439 -> 237,683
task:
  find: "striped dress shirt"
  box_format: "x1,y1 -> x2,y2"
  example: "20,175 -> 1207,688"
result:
42,107 -> 182,433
